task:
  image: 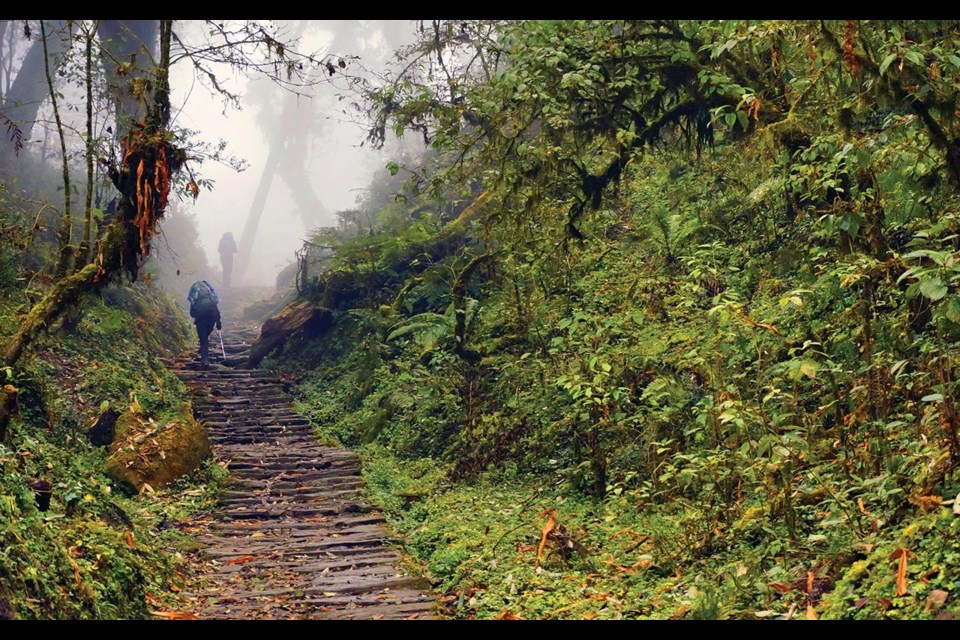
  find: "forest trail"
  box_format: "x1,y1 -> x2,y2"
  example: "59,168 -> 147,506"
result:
171,287 -> 436,620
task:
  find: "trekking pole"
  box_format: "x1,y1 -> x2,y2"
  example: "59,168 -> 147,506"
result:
219,329 -> 226,363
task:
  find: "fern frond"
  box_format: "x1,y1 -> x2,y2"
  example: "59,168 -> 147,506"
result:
386,312 -> 450,341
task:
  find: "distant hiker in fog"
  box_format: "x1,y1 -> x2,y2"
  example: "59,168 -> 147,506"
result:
219,232 -> 238,288
188,280 -> 221,368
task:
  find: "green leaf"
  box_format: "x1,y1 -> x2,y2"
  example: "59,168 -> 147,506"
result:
879,53 -> 897,76
919,277 -> 948,301
386,161 -> 400,176
736,110 -> 750,131
896,265 -> 920,285
799,361 -> 817,380
903,249 -> 949,266
947,298 -> 960,323
890,359 -> 909,377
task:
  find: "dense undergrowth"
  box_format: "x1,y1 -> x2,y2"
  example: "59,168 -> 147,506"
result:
267,20 -> 960,619
280,149 -> 960,620
0,241 -> 222,618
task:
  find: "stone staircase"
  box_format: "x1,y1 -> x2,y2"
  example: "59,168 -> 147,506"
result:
172,289 -> 436,619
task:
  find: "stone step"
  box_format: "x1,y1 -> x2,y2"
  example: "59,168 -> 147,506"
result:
172,308 -> 435,620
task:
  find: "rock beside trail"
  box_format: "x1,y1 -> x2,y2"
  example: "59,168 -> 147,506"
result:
105,403 -> 210,492
247,298 -> 332,367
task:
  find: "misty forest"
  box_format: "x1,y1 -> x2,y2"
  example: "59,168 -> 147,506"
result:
2,19 -> 960,621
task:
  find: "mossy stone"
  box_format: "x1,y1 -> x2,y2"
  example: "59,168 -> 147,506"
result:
105,404 -> 210,492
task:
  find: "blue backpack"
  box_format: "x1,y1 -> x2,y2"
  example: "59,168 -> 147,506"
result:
188,281 -> 219,317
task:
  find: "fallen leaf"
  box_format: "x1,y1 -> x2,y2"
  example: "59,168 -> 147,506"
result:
910,494 -> 942,513
323,592 -> 337,597
935,611 -> 955,620
225,555 -> 258,565
536,509 -> 557,567
926,589 -> 949,611
890,548 -> 915,597
65,553 -> 82,589
495,609 -> 523,620
150,610 -> 201,620
735,565 -> 748,577
125,530 -> 136,549
854,597 -> 869,610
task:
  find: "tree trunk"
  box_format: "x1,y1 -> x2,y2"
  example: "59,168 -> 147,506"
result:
234,145 -> 281,284
97,20 -> 159,131
3,263 -> 101,366
41,20 -> 73,278
236,83 -> 330,284
77,22 -> 96,267
0,20 -> 9,100
0,20 -> 69,163
2,20 -> 171,371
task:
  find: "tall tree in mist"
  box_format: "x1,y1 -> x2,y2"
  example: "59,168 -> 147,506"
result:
0,20 -> 70,159
234,20 -> 416,284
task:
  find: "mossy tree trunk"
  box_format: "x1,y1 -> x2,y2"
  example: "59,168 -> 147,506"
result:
2,21 -> 175,370
40,20 -> 73,278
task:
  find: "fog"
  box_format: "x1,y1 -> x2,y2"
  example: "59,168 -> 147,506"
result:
0,20 -> 419,290
168,20 -> 416,288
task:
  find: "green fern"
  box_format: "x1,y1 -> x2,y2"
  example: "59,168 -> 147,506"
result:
386,298 -> 481,358
387,311 -> 451,342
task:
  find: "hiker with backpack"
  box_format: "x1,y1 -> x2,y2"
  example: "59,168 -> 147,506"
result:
188,280 -> 222,368
219,232 -> 238,288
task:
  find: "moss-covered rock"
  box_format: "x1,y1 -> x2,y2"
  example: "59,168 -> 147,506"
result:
106,403 -> 210,492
